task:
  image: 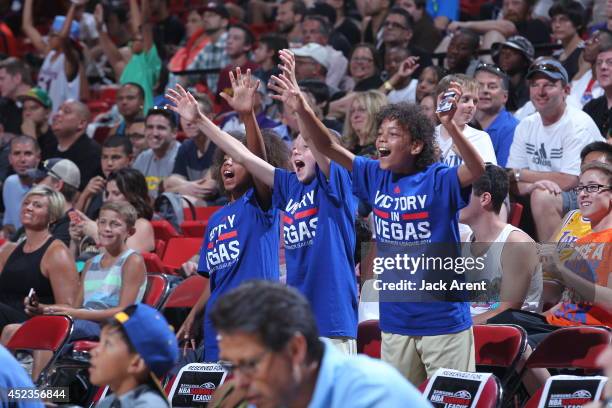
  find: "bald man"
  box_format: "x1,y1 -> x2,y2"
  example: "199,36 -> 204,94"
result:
46,100 -> 101,189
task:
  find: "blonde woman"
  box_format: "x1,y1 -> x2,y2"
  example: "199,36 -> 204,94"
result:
342,90 -> 388,158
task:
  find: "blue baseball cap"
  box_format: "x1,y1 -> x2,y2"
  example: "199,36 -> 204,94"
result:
113,304 -> 179,379
526,58 -> 569,84
51,15 -> 80,41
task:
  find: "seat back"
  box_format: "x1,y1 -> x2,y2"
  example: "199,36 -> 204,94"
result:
155,239 -> 167,258
163,275 -> 208,309
7,315 -> 73,352
525,326 -> 611,370
419,375 -> 502,408
151,219 -> 181,242
474,324 -> 527,367
180,220 -> 208,238
162,237 -> 203,271
142,252 -> 166,274
143,274 -> 170,309
183,206 -> 222,221
357,320 -> 381,358
509,203 -> 524,227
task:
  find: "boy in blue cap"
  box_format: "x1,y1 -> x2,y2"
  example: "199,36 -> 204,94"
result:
89,304 -> 179,407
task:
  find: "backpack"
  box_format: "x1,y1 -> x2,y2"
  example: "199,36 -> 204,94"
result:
154,192 -> 196,233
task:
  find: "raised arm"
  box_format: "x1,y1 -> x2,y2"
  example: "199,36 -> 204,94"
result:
220,68 -> 272,208
22,0 -> 48,54
436,84 -> 485,187
269,50 -> 355,171
274,50 -> 331,177
94,4 -> 128,78
58,3 -> 80,82
139,0 -> 154,52
166,85 -> 276,187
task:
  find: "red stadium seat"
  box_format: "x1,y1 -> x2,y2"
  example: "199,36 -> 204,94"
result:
152,219 -> 181,242
155,239 -> 167,258
184,206 -> 222,221
142,252 -> 168,274
162,237 -> 203,272
180,220 -> 208,237
509,202 -> 524,227
509,326 -> 611,406
143,274 -> 170,309
525,326 -> 610,371
7,315 -> 73,383
419,374 -> 502,408
87,100 -> 111,118
474,324 -> 527,384
163,275 -> 208,309
93,126 -> 112,145
357,319 -> 381,359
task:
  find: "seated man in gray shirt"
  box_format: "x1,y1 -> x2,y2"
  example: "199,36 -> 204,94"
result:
133,107 -> 180,199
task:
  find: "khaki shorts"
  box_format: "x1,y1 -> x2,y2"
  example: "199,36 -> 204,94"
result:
381,327 -> 476,386
324,337 -> 357,355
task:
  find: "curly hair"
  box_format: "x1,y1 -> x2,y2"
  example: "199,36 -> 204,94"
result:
107,168 -> 154,220
375,103 -> 439,171
212,129 -> 290,196
342,90 -> 388,152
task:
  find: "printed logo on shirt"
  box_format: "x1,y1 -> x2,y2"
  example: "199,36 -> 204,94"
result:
206,214 -> 240,272
526,143 -> 562,167
372,191 -> 431,243
283,190 -> 318,250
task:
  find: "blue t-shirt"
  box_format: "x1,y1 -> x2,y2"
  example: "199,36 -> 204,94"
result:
309,339 -> 431,408
0,345 -> 44,407
426,0 -> 459,20
273,163 -> 358,338
352,156 -> 472,336
485,108 -> 518,167
198,188 -> 280,361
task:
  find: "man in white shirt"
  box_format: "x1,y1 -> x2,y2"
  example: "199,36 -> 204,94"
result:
506,59 -> 603,240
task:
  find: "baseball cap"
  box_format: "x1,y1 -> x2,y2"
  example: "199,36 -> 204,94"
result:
112,304 -> 179,392
203,1 -> 230,19
26,158 -> 81,189
491,35 -> 535,63
526,58 -> 569,84
51,15 -> 80,41
291,43 -> 331,70
17,87 -> 52,109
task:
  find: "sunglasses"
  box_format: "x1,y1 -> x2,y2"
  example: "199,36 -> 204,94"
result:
475,63 -> 506,76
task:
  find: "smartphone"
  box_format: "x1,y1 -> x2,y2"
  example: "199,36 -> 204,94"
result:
27,288 -> 39,308
436,91 -> 457,113
68,211 -> 81,225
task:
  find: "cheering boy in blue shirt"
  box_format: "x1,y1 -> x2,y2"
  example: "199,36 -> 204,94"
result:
268,50 -> 485,385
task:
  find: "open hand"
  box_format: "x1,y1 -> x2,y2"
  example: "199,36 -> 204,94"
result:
397,56 -> 419,78
219,67 -> 260,115
269,73 -> 304,113
166,85 -> 202,124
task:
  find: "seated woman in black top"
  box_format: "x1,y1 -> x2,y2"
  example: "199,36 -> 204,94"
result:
0,185 -> 78,332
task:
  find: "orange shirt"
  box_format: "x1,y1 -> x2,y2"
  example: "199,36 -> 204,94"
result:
547,228 -> 612,327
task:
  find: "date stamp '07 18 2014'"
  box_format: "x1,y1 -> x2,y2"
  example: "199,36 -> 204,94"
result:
1,387 -> 70,403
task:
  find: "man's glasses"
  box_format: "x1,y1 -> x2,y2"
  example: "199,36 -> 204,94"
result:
572,184 -> 612,194
529,63 -> 562,75
475,63 -> 506,76
383,21 -> 408,30
218,350 -> 270,377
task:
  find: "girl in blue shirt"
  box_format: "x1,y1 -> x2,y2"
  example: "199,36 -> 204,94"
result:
167,71 -> 289,361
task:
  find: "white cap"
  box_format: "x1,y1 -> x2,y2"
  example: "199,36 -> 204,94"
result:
291,43 -> 331,70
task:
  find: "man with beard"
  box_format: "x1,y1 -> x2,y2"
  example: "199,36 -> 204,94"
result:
189,2 -> 230,92
275,0 -> 306,47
